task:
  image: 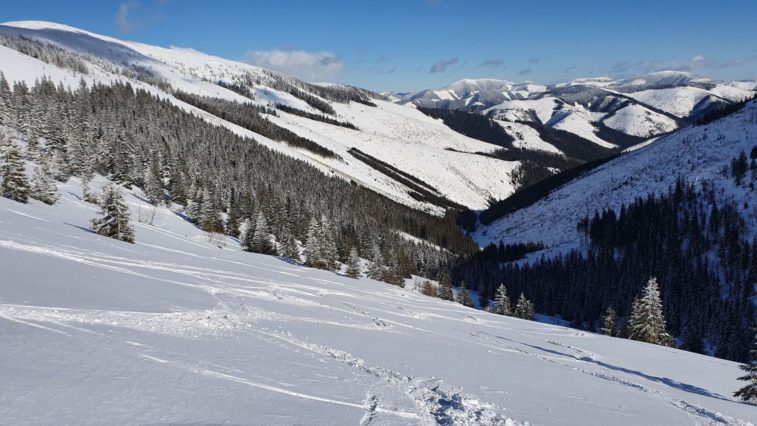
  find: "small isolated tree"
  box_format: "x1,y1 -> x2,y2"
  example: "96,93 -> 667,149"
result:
345,247 -> 361,278
91,184 -> 134,243
456,281 -> 473,307
514,293 -> 535,320
30,160 -> 58,205
600,307 -> 617,336
437,272 -> 454,301
734,327 -> 757,403
1,141 -> 30,203
627,277 -> 674,346
494,284 -> 512,316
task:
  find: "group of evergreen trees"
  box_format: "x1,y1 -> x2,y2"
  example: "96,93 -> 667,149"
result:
0,72 -> 474,287
454,178 -> 757,362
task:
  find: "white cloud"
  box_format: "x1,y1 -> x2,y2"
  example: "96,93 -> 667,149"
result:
246,49 -> 344,82
116,1 -> 134,33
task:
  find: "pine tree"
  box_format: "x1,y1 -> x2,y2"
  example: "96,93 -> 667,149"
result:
200,190 -> 223,233
143,156 -> 164,205
251,211 -> 275,254
514,293 -> 535,320
494,284 -> 512,315
346,247 -> 361,278
30,160 -> 58,205
456,281 -> 473,307
91,184 -> 134,243
367,243 -> 385,280
627,277 -> 674,346
281,231 -> 300,261
734,327 -> 757,403
1,140 -> 30,203
600,307 -> 617,336
305,217 -> 326,269
437,272 -> 454,301
239,218 -> 254,251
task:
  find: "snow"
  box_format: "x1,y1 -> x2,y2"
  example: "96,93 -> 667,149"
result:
476,101 -> 757,254
626,86 -> 716,118
550,109 -> 618,149
604,104 -> 678,138
485,97 -> 559,124
1,174 -> 756,425
495,120 -> 563,154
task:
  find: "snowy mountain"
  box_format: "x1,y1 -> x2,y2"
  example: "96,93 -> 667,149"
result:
401,73 -> 756,155
0,21 -> 521,214
474,99 -> 757,255
1,168 -> 755,425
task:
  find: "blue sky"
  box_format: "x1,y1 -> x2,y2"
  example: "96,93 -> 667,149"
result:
2,0 -> 757,91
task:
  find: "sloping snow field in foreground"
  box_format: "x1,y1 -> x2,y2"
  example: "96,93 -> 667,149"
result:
1,179 -> 755,425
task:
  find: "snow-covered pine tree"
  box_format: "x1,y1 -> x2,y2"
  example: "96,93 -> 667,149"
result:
200,189 -> 224,234
346,247 -> 361,278
1,140 -> 30,203
251,211 -> 275,255
0,72 -> 11,126
319,215 -> 338,271
456,281 -> 473,307
367,243 -> 385,280
600,307 -> 617,336
514,293 -> 535,320
494,284 -> 512,315
627,277 -> 674,346
305,217 -> 327,269
437,272 -> 454,301
734,327 -> 757,403
91,184 -> 134,243
281,231 -> 300,261
239,218 -> 254,251
143,156 -> 164,205
30,159 -> 58,205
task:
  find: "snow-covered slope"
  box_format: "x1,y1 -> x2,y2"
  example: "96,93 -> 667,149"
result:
402,73 -> 756,156
475,101 -> 757,254
0,21 -> 519,213
1,172 -> 755,425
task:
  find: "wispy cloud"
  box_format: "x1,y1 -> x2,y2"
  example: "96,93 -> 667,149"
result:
115,0 -> 167,34
518,68 -> 533,76
564,65 -> 576,73
478,59 -> 505,68
528,57 -> 540,64
246,49 -> 344,82
429,57 -> 459,73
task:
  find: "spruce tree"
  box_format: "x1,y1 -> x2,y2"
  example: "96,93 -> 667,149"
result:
305,217 -> 326,269
346,247 -> 361,278
239,218 -> 254,251
734,327 -> 757,403
143,157 -> 164,205
1,141 -> 30,203
251,211 -> 275,255
627,277 -> 674,346
281,230 -> 300,261
367,243 -> 385,280
200,190 -> 223,233
30,160 -> 58,205
91,184 -> 134,243
514,293 -> 535,320
456,281 -> 473,307
600,307 -> 617,336
494,284 -> 512,315
437,272 -> 454,301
